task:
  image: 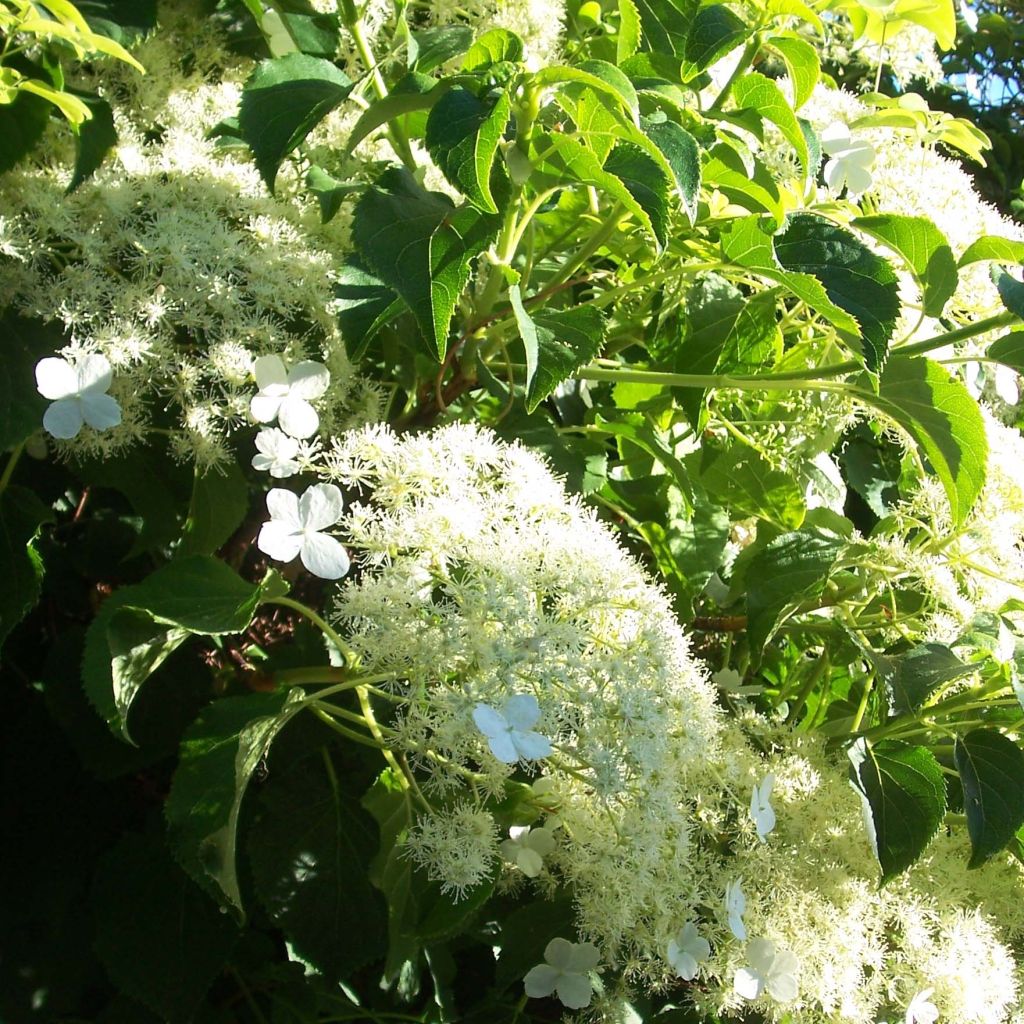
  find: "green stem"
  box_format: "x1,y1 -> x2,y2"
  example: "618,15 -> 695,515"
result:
0,442 -> 24,495
850,670 -> 876,733
267,596 -> 359,669
274,665 -> 349,686
574,365 -> 853,394
476,194 -> 525,319
708,34 -> 762,112
545,203 -> 627,291
310,706 -> 387,749
785,652 -> 830,727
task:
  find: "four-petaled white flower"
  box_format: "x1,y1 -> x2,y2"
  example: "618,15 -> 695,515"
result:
252,427 -> 300,478
666,922 -> 711,981
524,938 -> 600,1009
250,354 -> 330,439
734,938 -> 800,1003
500,825 -> 556,877
472,694 -> 552,764
35,354 -> 121,439
821,122 -> 877,196
750,774 -> 776,840
906,988 -> 939,1024
725,879 -> 747,940
257,483 -> 350,579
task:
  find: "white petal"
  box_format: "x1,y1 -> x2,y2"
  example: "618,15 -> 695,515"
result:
843,161 -> 874,195
287,360 -> 331,399
472,704 -> 507,739
266,488 -> 301,527
278,396 -> 320,439
486,731 -> 522,764
820,122 -> 852,154
35,358 -> 78,400
255,427 -> 298,458
772,949 -> 800,976
250,393 -> 283,424
79,393 -> 121,431
996,365 -> 1019,405
527,827 -> 557,856
254,353 -> 288,389
669,947 -> 698,981
517,847 -> 544,877
268,458 -> 299,479
564,942 -> 600,974
735,967 -> 766,1001
257,520 -> 303,563
75,354 -> 113,393
747,938 -> 777,974
523,964 -> 559,999
554,972 -> 592,1010
754,803 -> 776,838
503,693 -> 542,730
299,533 -> 350,580
512,730 -> 552,761
823,157 -> 847,192
544,938 -> 576,972
298,483 -> 345,531
43,398 -> 84,439
767,972 -> 798,1002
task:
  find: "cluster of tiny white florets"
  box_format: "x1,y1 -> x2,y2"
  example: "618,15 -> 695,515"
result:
0,3 -> 380,467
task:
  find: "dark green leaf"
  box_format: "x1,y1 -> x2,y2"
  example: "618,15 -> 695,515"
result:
495,899 -> 577,989
166,690 -> 306,911
0,485 -> 53,649
249,756 -> 386,977
509,286 -> 607,411
239,53 -> 353,189
180,458 -> 249,556
342,74 -> 445,157
67,93 -> 117,192
955,729 -> 1024,868
352,167 -> 500,359
996,268 -> 1024,318
595,413 -> 695,504
409,25 -> 473,71
775,214 -> 900,371
425,88 -> 510,213
745,525 -> 845,652
853,214 -> 958,318
92,832 -> 238,1023
604,142 -> 670,251
462,28 -> 523,70
306,164 -> 362,223
0,90 -> 50,174
682,5 -> 748,76
700,445 -> 806,533
641,117 -> 700,222
853,356 -> 986,528
848,738 -> 946,882
0,312 -> 59,450
987,330 -> 1024,373
334,260 -> 403,359
883,643 -> 976,715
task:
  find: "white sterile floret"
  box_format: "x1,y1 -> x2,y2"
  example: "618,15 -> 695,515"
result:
667,922 -> 711,980
252,427 -> 301,478
35,354 -> 122,439
473,695 -> 552,764
906,988 -> 940,1024
750,774 -> 776,840
523,938 -> 600,1009
250,354 -> 331,439
257,483 -> 350,579
500,824 -> 557,877
821,122 -> 877,195
734,938 -> 800,1002
725,879 -> 747,940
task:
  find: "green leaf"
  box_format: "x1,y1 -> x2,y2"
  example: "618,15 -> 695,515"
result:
238,52 -> 353,190
411,24 -> 474,72
249,756 -> 387,977
996,269 -> 1024,319
682,5 -> 749,77
425,87 -> 510,213
955,729 -> 1024,868
617,0 -> 642,62
0,89 -> 50,174
775,214 -> 901,371
534,61 -> 640,125
848,738 -> 946,882
631,0 -> 695,56
342,74 -> 445,157
83,556 -> 281,735
604,142 -> 670,251
462,27 -> 523,70
166,690 -> 306,912
0,485 -> 53,649
705,152 -> 785,222
956,235 -> 1024,268
852,214 -> 958,318
730,73 -> 809,176
853,356 -> 987,528
92,832 -> 238,1023
179,458 -> 249,556
882,643 -> 976,715
67,92 -> 117,192
305,165 -> 362,223
508,285 -> 607,411
701,445 -> 806,533
595,413 -> 695,504
0,312 -> 59,450
641,118 -> 700,222
986,330 -> 1024,373
352,167 -> 499,360
766,34 -> 820,110
495,898 -> 578,989
334,260 -> 403,359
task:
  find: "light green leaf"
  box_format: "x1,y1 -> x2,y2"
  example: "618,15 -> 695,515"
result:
955,729 -> 1024,868
766,34 -> 820,110
853,213 -> 958,318
731,72 -> 809,176
704,152 -> 785,221
848,738 -> 946,883
534,60 -> 640,125
631,0 -> 694,56
701,446 -> 806,534
166,690 -> 306,912
957,235 -> 1024,268
238,52 -> 353,190
342,73 -> 445,158
352,167 -> 500,359
463,27 -> 524,70
617,0 -> 642,62
411,24 -> 474,71
425,87 -> 510,213
853,356 -> 987,528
